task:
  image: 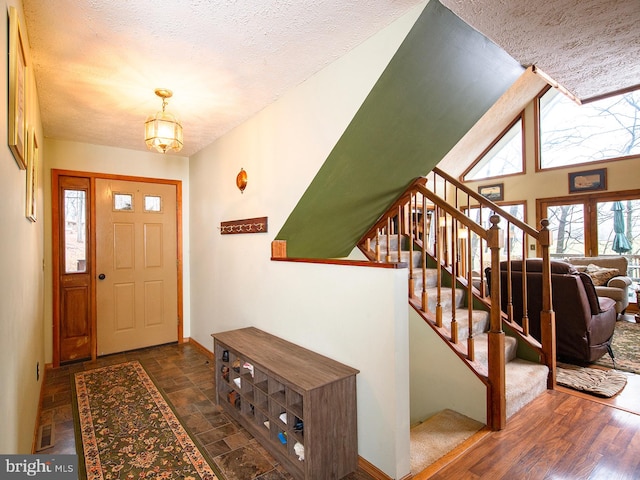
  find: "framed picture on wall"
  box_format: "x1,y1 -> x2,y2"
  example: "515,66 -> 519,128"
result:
26,128 -> 38,222
478,183 -> 504,202
568,168 -> 607,193
8,6 -> 28,169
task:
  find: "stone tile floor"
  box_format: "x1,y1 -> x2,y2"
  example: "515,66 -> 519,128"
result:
38,342 -> 374,480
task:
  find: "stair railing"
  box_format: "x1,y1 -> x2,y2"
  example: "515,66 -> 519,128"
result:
358,168 -> 555,430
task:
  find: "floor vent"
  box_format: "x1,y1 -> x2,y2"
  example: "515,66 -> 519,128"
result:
36,423 -> 55,451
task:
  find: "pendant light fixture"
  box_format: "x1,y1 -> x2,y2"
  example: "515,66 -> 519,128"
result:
144,88 -> 183,153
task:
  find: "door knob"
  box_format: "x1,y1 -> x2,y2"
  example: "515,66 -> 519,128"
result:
98,273 -> 106,280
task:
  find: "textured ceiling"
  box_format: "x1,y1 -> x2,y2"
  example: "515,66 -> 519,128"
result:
23,0 -> 640,157
22,0 -> 425,156
440,0 -> 640,102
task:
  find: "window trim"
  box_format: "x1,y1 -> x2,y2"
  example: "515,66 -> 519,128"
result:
535,86 -> 640,173
461,113 -> 526,182
536,188 -> 640,257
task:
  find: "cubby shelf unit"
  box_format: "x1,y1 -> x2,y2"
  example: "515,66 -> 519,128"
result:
212,327 -> 359,480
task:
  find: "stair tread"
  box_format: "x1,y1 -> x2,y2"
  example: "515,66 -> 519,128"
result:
473,333 -> 518,364
504,358 -> 549,418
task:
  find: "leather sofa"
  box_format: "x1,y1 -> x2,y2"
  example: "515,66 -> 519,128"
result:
566,256 -> 632,314
488,259 -> 617,363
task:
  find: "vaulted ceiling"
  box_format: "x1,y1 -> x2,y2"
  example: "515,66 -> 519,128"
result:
23,0 -> 640,158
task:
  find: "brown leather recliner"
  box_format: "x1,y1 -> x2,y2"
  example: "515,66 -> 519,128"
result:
489,259 -> 617,364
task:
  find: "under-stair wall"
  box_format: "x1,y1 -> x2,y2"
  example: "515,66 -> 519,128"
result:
409,308 -> 487,425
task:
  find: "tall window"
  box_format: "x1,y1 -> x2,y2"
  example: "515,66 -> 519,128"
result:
539,88 -> 640,169
462,118 -> 524,181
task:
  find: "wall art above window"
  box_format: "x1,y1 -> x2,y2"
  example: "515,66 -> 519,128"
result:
568,168 -> 607,193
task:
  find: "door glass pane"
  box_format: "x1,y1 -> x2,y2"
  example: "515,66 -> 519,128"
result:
144,195 -> 162,212
64,190 -> 87,273
546,204 -> 585,257
114,193 -> 134,211
597,199 -> 640,282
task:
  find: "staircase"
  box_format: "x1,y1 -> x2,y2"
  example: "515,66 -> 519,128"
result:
375,234 -> 549,421
358,168 -> 558,430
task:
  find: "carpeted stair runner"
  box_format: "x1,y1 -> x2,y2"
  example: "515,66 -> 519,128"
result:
414,266 -> 549,419
410,409 -> 484,474
374,235 -> 549,419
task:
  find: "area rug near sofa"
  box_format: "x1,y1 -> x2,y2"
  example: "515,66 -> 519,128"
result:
557,363 -> 627,397
73,361 -> 223,480
594,320 -> 640,374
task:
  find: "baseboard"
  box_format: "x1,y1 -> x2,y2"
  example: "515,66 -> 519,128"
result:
358,456 -> 395,480
187,337 -> 213,359
31,364 -> 47,453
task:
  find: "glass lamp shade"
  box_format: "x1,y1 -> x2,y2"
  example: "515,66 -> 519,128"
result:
144,110 -> 183,153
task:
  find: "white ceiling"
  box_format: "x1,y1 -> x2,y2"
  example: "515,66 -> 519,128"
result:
23,0 -> 640,158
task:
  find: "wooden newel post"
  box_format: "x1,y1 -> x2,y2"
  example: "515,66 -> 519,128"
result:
487,215 -> 506,430
539,219 -> 556,388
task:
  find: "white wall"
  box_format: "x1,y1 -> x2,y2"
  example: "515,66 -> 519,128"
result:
0,0 -> 45,453
42,139 -> 190,361
189,3 -> 427,477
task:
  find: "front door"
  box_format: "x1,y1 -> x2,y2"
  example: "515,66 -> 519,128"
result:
95,179 -> 178,355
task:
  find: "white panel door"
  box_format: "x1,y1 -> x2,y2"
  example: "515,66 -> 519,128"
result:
96,179 -> 178,355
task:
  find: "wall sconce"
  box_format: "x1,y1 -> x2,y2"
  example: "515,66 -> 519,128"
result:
144,88 -> 183,154
236,168 -> 247,193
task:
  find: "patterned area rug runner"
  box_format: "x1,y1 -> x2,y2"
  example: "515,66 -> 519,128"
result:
74,361 -> 220,480
594,321 -> 640,374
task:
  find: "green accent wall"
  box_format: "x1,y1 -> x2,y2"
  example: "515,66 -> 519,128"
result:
276,1 -> 524,258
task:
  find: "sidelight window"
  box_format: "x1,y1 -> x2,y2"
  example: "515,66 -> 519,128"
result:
64,190 -> 87,273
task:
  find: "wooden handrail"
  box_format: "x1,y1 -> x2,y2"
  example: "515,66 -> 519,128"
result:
432,167 -> 540,238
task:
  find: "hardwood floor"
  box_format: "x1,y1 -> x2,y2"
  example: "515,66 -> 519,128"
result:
38,341 -> 640,479
428,388 -> 640,479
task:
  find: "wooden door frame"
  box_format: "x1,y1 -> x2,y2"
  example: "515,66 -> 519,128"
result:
52,169 -> 184,367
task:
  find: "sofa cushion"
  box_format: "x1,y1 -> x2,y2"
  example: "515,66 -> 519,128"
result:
584,264 -> 620,286
567,256 -> 628,276
579,273 -> 602,314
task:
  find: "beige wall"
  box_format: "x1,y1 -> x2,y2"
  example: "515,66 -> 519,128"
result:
42,139 -> 191,362
188,4 -> 427,477
0,0 -> 45,453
